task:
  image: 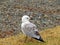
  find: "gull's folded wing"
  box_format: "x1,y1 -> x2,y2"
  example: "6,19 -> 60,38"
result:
21,22 -> 45,42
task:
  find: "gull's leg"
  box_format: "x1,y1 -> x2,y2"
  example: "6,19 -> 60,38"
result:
30,37 -> 32,41
30,38 -> 34,42
24,36 -> 28,43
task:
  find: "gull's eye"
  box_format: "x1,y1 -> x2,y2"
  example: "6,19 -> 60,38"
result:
27,18 -> 28,19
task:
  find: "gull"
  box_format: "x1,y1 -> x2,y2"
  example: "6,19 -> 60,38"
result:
21,15 -> 45,42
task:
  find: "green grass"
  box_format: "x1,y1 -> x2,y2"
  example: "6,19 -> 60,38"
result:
0,26 -> 60,45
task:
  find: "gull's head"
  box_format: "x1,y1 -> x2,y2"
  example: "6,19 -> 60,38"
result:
22,15 -> 30,23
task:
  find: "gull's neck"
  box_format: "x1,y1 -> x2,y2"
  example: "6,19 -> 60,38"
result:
22,20 -> 30,23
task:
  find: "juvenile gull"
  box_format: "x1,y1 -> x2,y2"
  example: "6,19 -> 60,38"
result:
21,15 -> 45,42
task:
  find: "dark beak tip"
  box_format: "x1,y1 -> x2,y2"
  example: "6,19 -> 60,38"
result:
30,18 -> 33,20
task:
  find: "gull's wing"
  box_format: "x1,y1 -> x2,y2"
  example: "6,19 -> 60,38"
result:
21,22 -> 45,42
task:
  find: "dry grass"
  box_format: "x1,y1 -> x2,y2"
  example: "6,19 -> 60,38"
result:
0,26 -> 60,45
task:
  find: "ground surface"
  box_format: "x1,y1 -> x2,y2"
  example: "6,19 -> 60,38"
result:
0,26 -> 60,45
0,0 -> 60,45
0,0 -> 60,38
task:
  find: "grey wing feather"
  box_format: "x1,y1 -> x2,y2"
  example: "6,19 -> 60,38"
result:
22,23 -> 40,39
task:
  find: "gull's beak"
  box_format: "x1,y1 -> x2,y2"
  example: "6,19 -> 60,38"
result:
30,17 -> 33,20
30,16 -> 33,20
30,17 -> 33,22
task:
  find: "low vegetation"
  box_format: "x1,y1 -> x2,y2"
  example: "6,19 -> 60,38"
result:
0,26 -> 60,45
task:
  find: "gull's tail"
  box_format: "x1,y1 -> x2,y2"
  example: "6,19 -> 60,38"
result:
33,36 -> 45,42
